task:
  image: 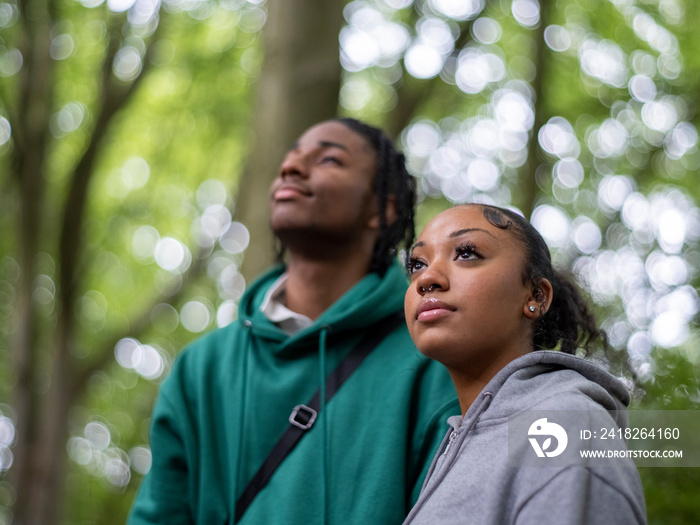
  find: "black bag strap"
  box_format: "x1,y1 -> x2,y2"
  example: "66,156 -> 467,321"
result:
234,311 -> 405,522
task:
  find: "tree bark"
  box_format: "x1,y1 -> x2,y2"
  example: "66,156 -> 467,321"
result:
10,0 -> 54,520
236,0 -> 346,281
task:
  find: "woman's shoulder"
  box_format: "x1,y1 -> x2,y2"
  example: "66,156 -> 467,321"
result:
491,352 -> 631,415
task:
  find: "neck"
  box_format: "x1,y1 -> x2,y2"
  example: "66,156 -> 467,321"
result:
448,344 -> 531,416
450,375 -> 491,418
284,252 -> 374,320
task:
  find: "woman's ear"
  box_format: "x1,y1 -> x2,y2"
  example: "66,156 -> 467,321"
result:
368,195 -> 397,230
524,278 -> 553,318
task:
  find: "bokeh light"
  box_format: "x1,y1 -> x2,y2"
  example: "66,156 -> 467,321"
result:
579,38 -> 627,88
132,225 -> 160,262
114,338 -> 165,379
538,117 -> 580,159
0,48 -> 23,77
50,102 -> 86,138
107,0 -> 136,12
430,0 -> 483,21
0,117 -> 11,146
129,446 -> 152,475
154,236 -> 191,272
531,205 -> 570,248
455,47 -> 505,94
219,221 -> 250,254
180,300 -> 212,333
216,300 -> 238,327
50,34 -> 74,60
511,0 -> 539,28
0,410 -> 15,472
112,46 -> 143,81
68,421 -> 133,488
544,25 -> 571,52
471,17 -> 501,45
196,178 -> 228,209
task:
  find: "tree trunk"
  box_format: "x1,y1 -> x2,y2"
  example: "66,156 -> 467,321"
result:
10,0 -> 54,520
236,0 -> 346,280
15,346 -> 80,525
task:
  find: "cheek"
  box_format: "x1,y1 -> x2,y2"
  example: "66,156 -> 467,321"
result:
329,175 -> 373,200
404,289 -> 418,336
455,273 -> 522,320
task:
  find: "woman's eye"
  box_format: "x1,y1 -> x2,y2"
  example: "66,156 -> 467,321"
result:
455,244 -> 481,260
407,259 -> 425,274
321,156 -> 341,165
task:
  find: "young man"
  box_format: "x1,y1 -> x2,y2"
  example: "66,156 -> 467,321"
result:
128,119 -> 459,524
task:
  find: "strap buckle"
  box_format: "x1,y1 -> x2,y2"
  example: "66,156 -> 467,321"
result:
289,404 -> 317,430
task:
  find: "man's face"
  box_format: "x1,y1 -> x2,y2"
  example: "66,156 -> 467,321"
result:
269,121 -> 379,251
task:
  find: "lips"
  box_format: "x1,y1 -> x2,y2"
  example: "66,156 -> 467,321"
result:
415,298 -> 456,322
272,182 -> 312,201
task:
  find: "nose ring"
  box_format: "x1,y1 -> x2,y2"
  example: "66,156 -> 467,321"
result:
419,284 -> 436,293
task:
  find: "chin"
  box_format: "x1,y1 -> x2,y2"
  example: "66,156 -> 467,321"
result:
413,338 -> 451,365
412,331 -> 469,370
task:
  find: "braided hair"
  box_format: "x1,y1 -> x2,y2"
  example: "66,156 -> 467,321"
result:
478,204 -> 609,356
334,118 -> 417,276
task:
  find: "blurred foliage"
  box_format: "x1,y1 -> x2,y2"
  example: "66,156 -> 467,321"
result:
637,349 -> 700,524
1,0 -> 699,523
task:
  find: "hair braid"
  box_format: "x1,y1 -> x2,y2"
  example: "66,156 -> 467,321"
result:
335,118 -> 416,275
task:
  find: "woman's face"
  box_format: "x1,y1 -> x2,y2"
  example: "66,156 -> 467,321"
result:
404,205 -> 539,376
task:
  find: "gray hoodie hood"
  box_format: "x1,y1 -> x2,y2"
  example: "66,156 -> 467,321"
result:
403,351 -> 646,525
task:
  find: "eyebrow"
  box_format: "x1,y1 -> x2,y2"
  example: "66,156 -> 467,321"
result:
286,140 -> 349,153
318,140 -> 349,151
411,227 -> 495,251
449,227 -> 496,239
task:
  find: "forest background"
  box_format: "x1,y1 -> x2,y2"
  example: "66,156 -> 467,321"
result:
1,0 -> 699,523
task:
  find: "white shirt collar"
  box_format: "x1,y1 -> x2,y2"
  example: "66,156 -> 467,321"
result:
260,272 -> 314,334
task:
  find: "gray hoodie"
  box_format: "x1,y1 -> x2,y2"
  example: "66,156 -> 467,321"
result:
403,351 -> 646,525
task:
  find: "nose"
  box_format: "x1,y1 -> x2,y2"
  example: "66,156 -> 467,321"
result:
415,262 -> 449,296
279,149 -> 308,180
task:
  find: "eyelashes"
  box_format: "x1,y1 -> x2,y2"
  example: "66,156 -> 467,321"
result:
321,156 -> 342,166
455,241 -> 482,260
406,241 -> 483,274
406,257 -> 425,274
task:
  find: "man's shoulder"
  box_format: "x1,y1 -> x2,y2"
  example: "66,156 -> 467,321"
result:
174,320 -> 248,369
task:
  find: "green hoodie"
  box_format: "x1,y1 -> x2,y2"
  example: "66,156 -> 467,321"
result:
128,261 -> 459,524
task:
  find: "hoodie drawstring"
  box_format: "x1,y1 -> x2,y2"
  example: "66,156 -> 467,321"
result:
319,327 -> 329,525
232,320 -> 252,524
232,323 -> 331,524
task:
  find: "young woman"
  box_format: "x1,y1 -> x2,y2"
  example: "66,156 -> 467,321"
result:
402,204 -> 646,524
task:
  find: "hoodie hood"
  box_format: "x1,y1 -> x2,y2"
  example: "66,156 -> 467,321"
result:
238,260 -> 409,350
434,350 -> 631,469
461,350 -> 630,425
